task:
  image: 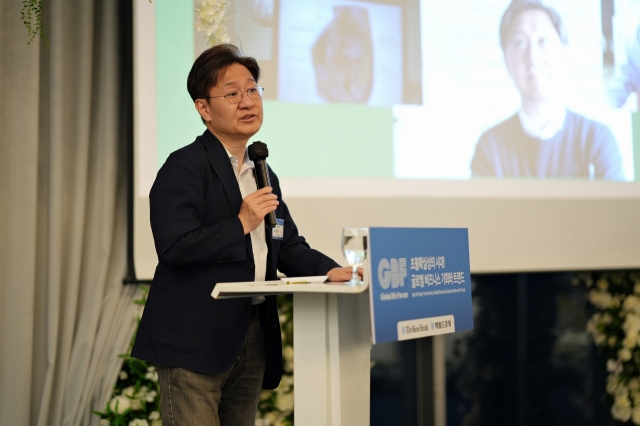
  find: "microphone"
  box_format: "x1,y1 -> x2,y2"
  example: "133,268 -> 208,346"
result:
248,141 -> 277,229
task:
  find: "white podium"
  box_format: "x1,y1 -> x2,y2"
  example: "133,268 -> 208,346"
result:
212,281 -> 371,426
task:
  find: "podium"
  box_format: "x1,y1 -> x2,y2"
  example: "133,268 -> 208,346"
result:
212,227 -> 474,425
212,281 -> 371,426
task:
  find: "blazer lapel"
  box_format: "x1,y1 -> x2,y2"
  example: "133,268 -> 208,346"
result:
201,130 -> 243,211
201,131 -> 255,266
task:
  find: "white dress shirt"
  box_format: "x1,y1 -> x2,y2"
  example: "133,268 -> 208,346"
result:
225,147 -> 267,304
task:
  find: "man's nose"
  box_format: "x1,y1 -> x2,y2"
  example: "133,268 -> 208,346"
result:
238,91 -> 256,107
526,42 -> 545,66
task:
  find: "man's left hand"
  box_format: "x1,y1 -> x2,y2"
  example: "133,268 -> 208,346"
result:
327,266 -> 363,282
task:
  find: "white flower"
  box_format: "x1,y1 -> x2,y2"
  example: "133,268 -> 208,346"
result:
597,278 -> 609,291
616,385 -> 630,398
119,371 -> 128,381
624,335 -> 637,349
589,290 -> 613,309
625,296 -> 640,312
260,389 -> 273,402
265,412 -> 278,424
149,411 -> 160,421
276,374 -> 293,394
275,392 -> 294,412
109,395 -> 131,414
145,390 -> 157,403
603,313 -> 613,324
274,415 -> 288,426
613,405 -> 632,422
583,275 -> 594,288
151,420 -> 162,426
626,314 -> 640,333
130,399 -> 143,411
121,386 -> 143,410
100,420 -> 110,426
608,336 -> 617,348
194,0 -> 230,47
613,296 -> 623,308
145,370 -> 159,383
630,378 -> 640,391
613,388 -> 633,423
620,348 -> 633,361
283,345 -> 294,361
607,375 -> 620,394
607,359 -> 621,373
632,406 -> 640,425
283,345 -> 294,373
137,386 -> 156,403
122,386 -> 136,398
128,420 -> 149,426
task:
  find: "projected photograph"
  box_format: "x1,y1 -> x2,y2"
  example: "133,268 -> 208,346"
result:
204,0 -> 423,106
278,0 -> 403,106
394,0 -> 635,181
185,0 -> 636,181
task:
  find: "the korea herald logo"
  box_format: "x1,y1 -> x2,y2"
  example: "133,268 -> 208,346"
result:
377,258 -> 407,290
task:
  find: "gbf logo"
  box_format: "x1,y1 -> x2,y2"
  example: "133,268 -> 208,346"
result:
377,258 -> 407,290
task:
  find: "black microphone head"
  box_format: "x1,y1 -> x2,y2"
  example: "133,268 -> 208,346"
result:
248,141 -> 269,161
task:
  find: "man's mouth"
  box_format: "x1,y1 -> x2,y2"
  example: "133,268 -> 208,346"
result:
240,114 -> 255,120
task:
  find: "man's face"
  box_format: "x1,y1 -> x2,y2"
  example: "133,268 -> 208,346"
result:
198,62 -> 263,144
503,9 -> 566,104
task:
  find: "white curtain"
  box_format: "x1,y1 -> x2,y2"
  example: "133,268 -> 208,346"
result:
0,1 -> 139,425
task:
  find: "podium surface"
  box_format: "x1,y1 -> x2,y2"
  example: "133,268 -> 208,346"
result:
211,280 -> 367,298
213,280 -> 371,426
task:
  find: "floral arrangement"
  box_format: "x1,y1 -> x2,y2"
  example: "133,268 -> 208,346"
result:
95,287 -> 162,426
256,294 -> 295,426
195,0 -> 231,47
97,289 -> 294,426
584,272 -> 640,424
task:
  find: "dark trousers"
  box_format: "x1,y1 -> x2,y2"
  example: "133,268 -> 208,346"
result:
158,318 -> 266,426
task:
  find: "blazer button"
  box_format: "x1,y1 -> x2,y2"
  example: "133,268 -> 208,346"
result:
247,264 -> 255,273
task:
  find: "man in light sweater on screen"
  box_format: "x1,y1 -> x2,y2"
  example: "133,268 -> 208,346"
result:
471,0 -> 625,180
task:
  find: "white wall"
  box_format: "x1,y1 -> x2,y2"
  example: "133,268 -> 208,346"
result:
134,179 -> 640,278
282,179 -> 640,274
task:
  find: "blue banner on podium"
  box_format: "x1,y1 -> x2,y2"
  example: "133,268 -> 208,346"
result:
367,227 -> 473,344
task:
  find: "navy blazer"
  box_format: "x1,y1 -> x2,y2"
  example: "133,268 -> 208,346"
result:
131,130 -> 339,389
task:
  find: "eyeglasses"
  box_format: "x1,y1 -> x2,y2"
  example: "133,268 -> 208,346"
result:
206,87 -> 264,104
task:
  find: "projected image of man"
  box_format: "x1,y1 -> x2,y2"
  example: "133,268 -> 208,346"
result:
470,0 -> 625,180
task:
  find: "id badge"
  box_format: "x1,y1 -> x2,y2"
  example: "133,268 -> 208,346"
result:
272,218 -> 284,240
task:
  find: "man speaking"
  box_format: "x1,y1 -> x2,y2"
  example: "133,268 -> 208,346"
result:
132,44 -> 354,425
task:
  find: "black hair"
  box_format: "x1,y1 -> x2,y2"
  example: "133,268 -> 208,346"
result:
499,0 -> 567,50
187,44 -> 261,101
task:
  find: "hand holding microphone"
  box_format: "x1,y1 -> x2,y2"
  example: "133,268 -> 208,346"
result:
238,141 -> 278,234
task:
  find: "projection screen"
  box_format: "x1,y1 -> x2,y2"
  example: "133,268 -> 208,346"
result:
133,0 -> 640,280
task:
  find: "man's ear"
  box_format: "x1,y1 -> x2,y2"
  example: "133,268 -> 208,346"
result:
194,99 -> 211,123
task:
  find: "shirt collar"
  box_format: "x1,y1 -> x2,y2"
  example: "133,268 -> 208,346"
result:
223,146 -> 255,170
518,105 -> 566,140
